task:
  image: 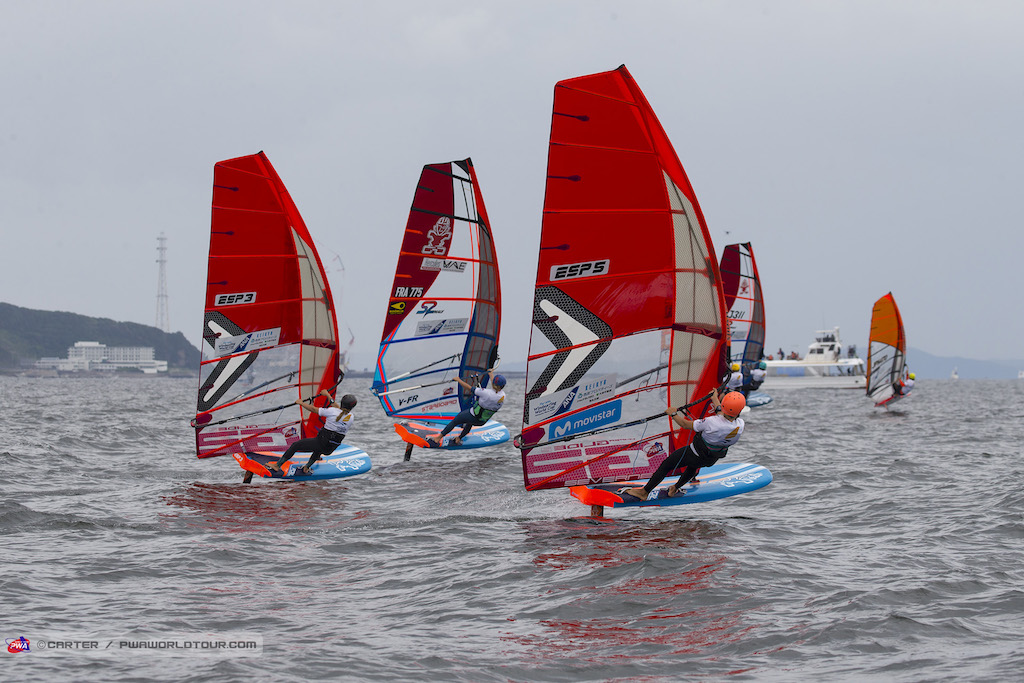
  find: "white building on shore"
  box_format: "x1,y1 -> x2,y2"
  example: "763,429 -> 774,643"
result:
35,341 -> 169,374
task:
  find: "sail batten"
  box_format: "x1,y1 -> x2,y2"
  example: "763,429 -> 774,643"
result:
519,66 -> 727,491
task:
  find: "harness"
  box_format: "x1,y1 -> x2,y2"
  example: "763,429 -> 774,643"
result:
472,404 -> 497,421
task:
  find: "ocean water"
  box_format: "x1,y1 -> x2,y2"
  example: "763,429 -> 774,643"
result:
2,375 -> 1023,682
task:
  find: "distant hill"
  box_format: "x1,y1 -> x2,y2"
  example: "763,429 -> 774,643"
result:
0,302 -> 200,370
906,347 -> 1022,380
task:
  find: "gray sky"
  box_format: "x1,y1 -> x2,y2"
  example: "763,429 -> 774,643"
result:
3,1 -> 1022,368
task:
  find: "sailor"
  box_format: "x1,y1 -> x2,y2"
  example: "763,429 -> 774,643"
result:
724,363 -> 744,392
896,372 -> 916,396
742,361 -> 767,396
267,390 -> 357,475
622,391 -> 746,501
427,371 -> 506,447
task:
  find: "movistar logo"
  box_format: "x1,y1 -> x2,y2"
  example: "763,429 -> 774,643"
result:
550,400 -> 621,439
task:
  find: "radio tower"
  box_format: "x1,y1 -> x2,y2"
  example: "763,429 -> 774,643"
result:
156,232 -> 170,332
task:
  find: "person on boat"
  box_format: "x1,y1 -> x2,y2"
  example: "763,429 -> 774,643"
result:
267,390 -> 357,475
622,390 -> 746,501
777,347 -> 784,361
724,363 -> 744,392
427,371 -> 506,447
895,372 -> 916,396
742,361 -> 767,396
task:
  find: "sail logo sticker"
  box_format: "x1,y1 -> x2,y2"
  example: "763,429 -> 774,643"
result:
721,471 -> 765,487
394,286 -> 425,298
388,302 -> 406,315
550,400 -> 622,439
415,301 -> 444,316
529,374 -> 617,423
215,292 -> 256,306
550,260 -> 609,281
421,258 -> 467,273
214,328 -> 281,356
421,217 -> 453,255
415,318 -> 469,336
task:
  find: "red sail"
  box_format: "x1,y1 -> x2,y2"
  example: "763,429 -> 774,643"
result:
519,66 -> 728,490
372,159 -> 501,420
194,152 -> 340,458
721,242 -> 766,368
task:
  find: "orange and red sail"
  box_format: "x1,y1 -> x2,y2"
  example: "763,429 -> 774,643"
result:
866,292 -> 907,406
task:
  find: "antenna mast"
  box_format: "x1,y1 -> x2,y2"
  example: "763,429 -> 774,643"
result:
156,232 -> 170,332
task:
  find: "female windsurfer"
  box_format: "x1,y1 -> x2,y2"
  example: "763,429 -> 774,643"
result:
622,391 -> 746,501
267,390 -> 357,475
426,371 -> 506,447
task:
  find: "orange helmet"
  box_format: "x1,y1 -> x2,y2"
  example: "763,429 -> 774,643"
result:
720,392 -> 746,417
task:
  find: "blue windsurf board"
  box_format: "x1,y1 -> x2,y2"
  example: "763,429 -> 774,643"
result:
570,462 -> 772,508
234,445 -> 372,481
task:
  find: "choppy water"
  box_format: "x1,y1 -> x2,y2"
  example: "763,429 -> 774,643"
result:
2,375 -> 1023,681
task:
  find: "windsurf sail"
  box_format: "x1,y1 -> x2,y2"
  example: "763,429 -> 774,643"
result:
372,159 -> 501,421
720,242 -> 766,369
193,152 -> 341,459
865,292 -> 907,406
518,65 -> 729,491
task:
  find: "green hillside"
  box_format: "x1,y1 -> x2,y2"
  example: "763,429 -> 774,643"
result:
0,302 -> 200,369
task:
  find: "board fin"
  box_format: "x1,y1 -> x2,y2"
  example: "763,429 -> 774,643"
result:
570,486 -> 625,508
394,422 -> 434,448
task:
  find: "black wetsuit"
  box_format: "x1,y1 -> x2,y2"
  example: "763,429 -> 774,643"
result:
437,407 -> 489,440
272,428 -> 345,471
641,434 -> 730,494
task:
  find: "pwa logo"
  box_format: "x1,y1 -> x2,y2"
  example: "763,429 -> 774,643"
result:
421,217 -> 453,255
415,301 -> 443,316
550,400 -> 621,439
6,637 -> 30,653
550,259 -> 609,281
643,441 -> 665,457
